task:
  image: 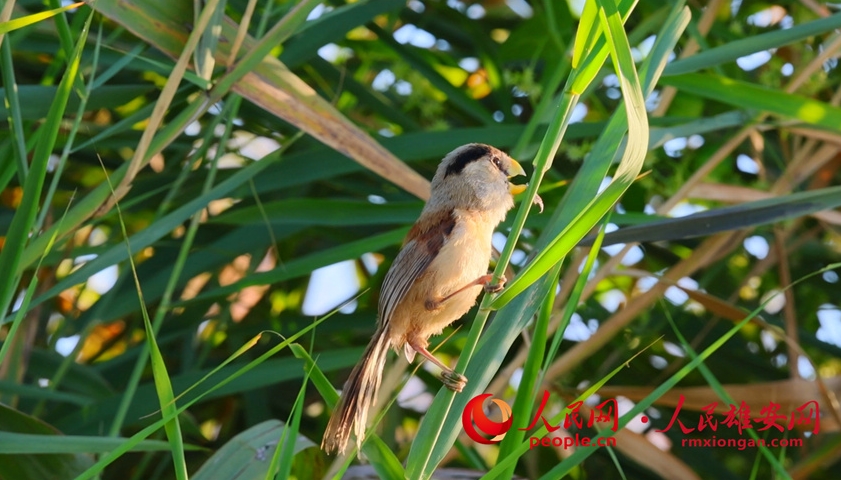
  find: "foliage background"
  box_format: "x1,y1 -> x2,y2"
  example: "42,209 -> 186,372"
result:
1,0 -> 840,479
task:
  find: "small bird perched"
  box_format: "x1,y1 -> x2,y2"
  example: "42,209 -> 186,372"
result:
321,143 -> 527,455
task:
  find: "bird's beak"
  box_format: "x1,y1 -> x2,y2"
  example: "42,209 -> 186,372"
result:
508,159 -> 527,195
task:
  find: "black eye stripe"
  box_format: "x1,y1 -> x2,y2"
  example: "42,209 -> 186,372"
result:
444,144 -> 491,177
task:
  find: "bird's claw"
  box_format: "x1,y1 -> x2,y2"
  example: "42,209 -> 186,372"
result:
483,275 -> 507,293
441,370 -> 468,392
533,194 -> 544,213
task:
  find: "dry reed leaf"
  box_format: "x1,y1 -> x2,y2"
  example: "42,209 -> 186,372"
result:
89,0 -> 431,200
687,183 -> 841,225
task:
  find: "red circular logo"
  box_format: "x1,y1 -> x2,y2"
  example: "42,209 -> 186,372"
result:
461,393 -> 513,444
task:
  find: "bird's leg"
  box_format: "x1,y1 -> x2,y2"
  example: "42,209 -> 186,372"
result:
424,274 -> 508,311
416,274 -> 506,392
408,338 -> 467,392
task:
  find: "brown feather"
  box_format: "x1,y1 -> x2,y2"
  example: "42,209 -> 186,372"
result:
404,209 -> 456,254
321,327 -> 391,455
378,210 -> 456,327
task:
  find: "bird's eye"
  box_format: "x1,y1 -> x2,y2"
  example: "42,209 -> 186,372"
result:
491,156 -> 504,172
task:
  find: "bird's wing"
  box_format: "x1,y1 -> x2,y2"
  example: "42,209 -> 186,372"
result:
378,209 -> 455,328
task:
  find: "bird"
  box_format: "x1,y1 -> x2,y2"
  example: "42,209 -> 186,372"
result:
321,143 -> 527,455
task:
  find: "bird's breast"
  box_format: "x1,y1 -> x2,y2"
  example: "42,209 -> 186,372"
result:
413,212 -> 495,335
431,213 -> 494,292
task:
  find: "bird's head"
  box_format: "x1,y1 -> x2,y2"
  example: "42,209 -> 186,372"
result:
428,143 -> 526,216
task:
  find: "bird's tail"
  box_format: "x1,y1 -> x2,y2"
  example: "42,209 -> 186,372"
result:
321,327 -> 391,455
